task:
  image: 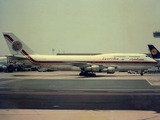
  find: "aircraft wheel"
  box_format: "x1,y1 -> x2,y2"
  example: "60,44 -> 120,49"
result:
91,73 -> 96,77
140,72 -> 143,76
86,73 -> 96,77
79,72 -> 83,76
79,72 -> 86,76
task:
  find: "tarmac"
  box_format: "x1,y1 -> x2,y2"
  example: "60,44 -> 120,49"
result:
0,71 -> 160,120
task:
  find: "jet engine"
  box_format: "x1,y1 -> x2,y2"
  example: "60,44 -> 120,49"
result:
106,67 -> 115,74
100,67 -> 116,74
84,65 -> 99,72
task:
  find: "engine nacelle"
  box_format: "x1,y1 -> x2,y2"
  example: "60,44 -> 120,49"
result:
107,67 -> 115,74
84,65 -> 99,72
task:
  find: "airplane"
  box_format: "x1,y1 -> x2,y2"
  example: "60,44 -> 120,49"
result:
148,44 -> 160,60
148,44 -> 160,69
3,32 -> 157,76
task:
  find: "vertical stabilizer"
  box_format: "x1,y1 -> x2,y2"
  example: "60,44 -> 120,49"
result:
3,32 -> 36,56
148,44 -> 160,58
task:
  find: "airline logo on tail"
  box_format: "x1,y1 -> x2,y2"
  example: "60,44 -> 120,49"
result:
148,44 -> 160,59
151,48 -> 157,55
12,41 -> 22,51
4,34 -> 23,52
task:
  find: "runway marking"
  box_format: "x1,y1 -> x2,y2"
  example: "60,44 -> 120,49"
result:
142,76 -> 153,86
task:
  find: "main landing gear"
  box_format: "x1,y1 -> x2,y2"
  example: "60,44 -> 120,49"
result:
140,72 -> 143,76
79,71 -> 96,77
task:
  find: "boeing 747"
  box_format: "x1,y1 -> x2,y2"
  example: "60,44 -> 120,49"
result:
3,32 -> 157,76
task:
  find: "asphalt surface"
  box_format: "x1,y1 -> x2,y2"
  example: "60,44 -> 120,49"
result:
0,71 -> 160,112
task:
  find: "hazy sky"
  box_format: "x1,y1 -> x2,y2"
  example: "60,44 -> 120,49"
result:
0,0 -> 160,55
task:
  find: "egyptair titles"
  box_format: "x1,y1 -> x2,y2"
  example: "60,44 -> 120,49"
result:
129,58 -> 144,61
102,57 -> 119,60
102,57 -> 144,61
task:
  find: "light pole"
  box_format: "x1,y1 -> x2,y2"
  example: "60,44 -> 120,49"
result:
52,49 -> 55,55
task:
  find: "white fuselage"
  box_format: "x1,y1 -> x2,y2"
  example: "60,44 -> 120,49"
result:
15,52 -> 157,71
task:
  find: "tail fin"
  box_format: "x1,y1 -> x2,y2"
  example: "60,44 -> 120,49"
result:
3,32 -> 36,56
148,44 -> 160,58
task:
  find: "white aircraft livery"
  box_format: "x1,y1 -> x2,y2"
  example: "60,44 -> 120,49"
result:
3,32 -> 157,76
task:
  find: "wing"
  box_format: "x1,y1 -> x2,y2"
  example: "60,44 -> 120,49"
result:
72,62 -> 92,69
71,61 -> 118,74
72,62 -> 117,68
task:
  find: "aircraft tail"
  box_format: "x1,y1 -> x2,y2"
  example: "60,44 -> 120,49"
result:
3,32 -> 36,56
148,44 -> 160,58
